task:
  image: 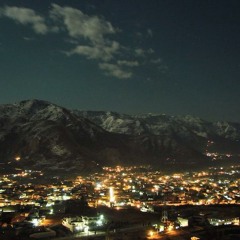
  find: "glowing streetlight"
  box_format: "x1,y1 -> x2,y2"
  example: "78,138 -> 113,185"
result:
109,187 -> 115,207
149,230 -> 154,237
15,156 -> 21,161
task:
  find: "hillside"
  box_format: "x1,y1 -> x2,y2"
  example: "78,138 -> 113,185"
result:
1,100 -> 239,175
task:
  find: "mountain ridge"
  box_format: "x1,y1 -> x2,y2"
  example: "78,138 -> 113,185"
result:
74,109 -> 240,141
0,99 -> 239,175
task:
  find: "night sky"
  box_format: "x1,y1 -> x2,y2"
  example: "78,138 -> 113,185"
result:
0,0 -> 240,122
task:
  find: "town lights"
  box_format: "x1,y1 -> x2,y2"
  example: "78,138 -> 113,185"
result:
75,226 -> 82,232
96,183 -> 102,190
168,224 -> 174,231
148,230 -> 154,237
109,187 -> 115,207
96,219 -> 103,226
96,214 -> 104,226
84,226 -> 89,234
31,218 -> 39,227
15,156 -> 21,161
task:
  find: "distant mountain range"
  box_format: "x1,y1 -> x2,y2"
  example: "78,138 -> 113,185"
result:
0,100 -> 239,175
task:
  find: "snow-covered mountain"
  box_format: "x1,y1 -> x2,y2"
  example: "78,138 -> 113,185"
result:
74,110 -> 240,158
0,100 -> 239,175
74,110 -> 240,139
0,100 -> 133,175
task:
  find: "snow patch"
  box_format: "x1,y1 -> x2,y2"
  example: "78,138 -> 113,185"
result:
51,145 -> 69,156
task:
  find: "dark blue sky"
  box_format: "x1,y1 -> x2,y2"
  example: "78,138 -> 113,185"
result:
0,0 -> 240,121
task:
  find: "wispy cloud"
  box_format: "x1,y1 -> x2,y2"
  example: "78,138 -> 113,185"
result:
23,37 -> 34,41
135,48 -> 145,57
49,4 -> 128,76
99,63 -> 132,79
97,60 -> 139,79
135,48 -> 154,57
0,6 -> 48,34
151,58 -> 162,64
67,41 -> 120,61
117,60 -> 139,67
50,4 -> 116,44
0,4 -> 165,80
147,28 -> 153,38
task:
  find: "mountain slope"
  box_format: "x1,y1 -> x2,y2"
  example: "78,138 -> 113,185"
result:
74,110 -> 240,158
1,100 -> 239,175
0,100 -> 133,174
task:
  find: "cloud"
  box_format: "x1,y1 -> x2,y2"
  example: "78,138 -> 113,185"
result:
158,65 -> 169,73
117,60 -> 139,67
147,28 -> 153,37
23,37 -> 34,41
99,63 -> 132,79
135,48 -> 145,57
67,41 -> 120,61
50,4 -> 122,65
0,6 -> 48,34
135,48 -> 154,57
147,48 -> 154,54
0,4 -> 147,80
151,58 -> 162,64
98,60 -> 139,79
50,4 -> 116,44
135,32 -> 143,38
